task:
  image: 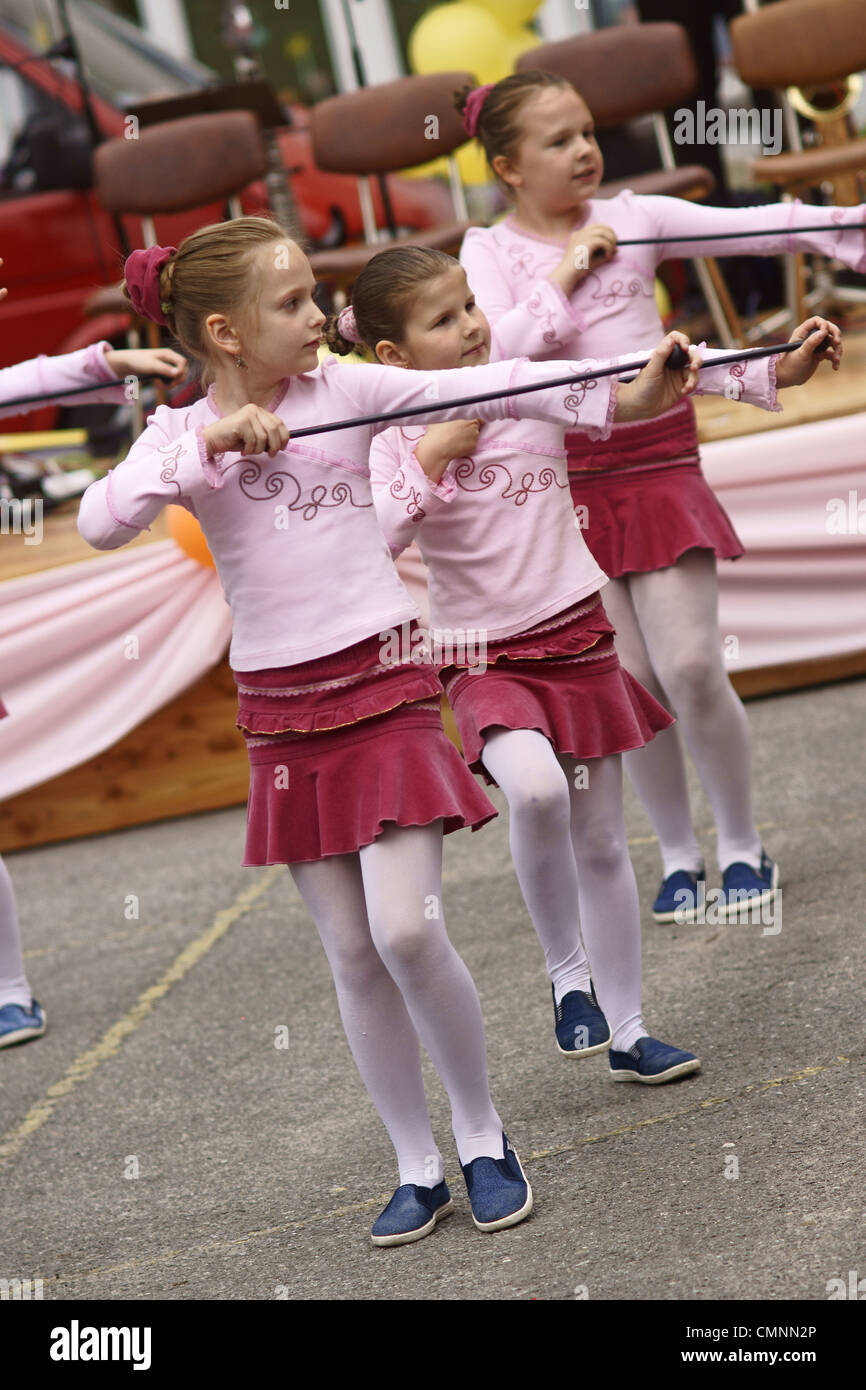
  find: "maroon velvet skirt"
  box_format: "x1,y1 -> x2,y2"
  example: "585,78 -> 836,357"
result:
234,625 -> 497,864
441,593 -> 674,784
566,398 -> 744,579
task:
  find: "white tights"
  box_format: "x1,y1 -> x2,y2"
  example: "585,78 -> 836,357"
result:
290,821 -> 503,1187
600,549 -> 763,876
0,854 -> 31,1010
480,728 -> 645,1053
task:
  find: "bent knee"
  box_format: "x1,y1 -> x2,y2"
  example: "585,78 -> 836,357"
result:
368,913 -> 440,972
572,823 -> 629,872
659,649 -> 728,706
506,766 -> 571,827
326,928 -> 388,990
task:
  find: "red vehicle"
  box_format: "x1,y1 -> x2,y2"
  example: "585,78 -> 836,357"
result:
0,0 -> 452,434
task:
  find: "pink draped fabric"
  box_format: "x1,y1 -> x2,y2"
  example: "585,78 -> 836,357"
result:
0,541 -> 232,800
0,412 -> 863,801
702,411 -> 866,670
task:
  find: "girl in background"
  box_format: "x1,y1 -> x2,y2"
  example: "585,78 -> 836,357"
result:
456,72 -> 855,922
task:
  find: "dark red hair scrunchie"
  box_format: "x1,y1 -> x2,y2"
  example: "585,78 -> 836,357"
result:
124,244 -> 177,325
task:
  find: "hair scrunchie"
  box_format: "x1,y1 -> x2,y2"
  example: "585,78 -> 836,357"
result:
337,304 -> 362,344
124,244 -> 177,325
462,84 -> 494,138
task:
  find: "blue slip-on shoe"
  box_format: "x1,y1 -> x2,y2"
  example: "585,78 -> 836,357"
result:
716,851 -> 779,922
553,982 -> 611,1057
460,1133 -> 533,1232
608,1035 -> 701,1085
652,865 -> 706,923
371,1181 -> 453,1247
0,998 -> 46,1049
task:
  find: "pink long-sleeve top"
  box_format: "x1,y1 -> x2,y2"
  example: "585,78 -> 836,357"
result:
0,340 -> 126,418
459,193 -> 866,365
370,347 -> 779,642
78,354 -> 643,670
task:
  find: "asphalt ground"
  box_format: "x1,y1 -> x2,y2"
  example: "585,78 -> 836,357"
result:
1,676 -> 863,1323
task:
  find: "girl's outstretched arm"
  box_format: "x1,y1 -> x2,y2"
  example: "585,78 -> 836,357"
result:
332,354 -> 619,439
0,342 -> 187,421
0,341 -> 127,421
638,193 -> 866,273
78,410 -> 221,550
336,334 -> 790,444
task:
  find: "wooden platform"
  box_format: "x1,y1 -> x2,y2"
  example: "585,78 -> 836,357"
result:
2,330 -> 865,853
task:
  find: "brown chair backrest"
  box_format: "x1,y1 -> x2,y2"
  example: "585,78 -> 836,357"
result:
516,24 -> 698,125
311,71 -> 476,174
94,110 -> 267,215
730,0 -> 866,89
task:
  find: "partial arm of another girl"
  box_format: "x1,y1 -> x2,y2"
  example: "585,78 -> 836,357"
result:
370,421 -> 481,557
0,340 -> 186,421
639,193 -> 866,273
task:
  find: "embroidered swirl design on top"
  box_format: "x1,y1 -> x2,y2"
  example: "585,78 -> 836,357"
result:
561,375 -> 599,426
156,440 -> 183,496
723,359 -> 747,401
390,471 -> 427,524
583,269 -> 654,310
491,228 -> 537,281
524,288 -> 563,347
828,207 -> 850,247
451,458 -> 568,507
229,458 -> 372,517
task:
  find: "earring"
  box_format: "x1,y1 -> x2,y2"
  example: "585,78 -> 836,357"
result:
235,353 -> 247,369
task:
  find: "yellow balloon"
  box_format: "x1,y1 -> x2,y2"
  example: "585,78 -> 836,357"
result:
318,340 -> 368,365
398,152 -> 450,180
654,277 -> 673,323
394,144 -> 491,185
409,3 -> 511,85
456,141 -> 493,185
471,0 -> 542,27
503,25 -> 542,69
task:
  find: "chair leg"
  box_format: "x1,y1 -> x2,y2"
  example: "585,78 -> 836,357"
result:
691,257 -> 743,348
128,323 -> 143,437
146,320 -> 167,408
784,250 -> 808,334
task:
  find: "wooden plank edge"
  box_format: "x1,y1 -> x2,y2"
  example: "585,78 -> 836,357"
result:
730,647 -> 866,699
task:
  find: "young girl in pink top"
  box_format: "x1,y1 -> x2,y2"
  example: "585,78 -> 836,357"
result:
0,291 -> 187,1049
456,71 -> 858,922
327,244 -> 837,1085
75,215 -> 701,1246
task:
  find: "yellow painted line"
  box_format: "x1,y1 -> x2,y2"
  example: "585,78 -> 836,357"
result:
35,1053 -> 852,1292
524,1055 -> 851,1162
0,866 -> 283,1174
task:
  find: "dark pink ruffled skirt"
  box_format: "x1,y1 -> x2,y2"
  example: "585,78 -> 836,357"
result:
234,625 -> 497,864
441,594 -> 674,783
566,398 -> 744,579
